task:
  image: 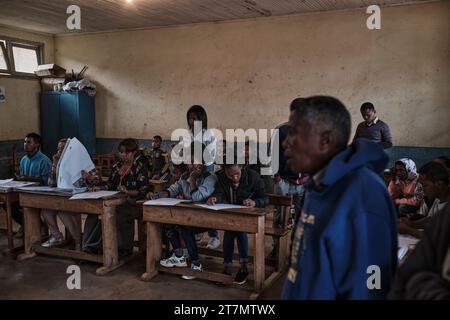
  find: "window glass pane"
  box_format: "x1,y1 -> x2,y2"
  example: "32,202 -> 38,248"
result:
12,45 -> 38,73
0,41 -> 7,70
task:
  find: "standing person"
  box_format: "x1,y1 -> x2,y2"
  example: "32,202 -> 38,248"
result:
184,105 -> 220,250
271,102 -> 309,259
282,96 -> 397,300
353,102 -> 393,149
12,132 -> 52,238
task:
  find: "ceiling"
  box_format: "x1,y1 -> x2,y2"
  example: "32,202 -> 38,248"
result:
0,0 -> 435,35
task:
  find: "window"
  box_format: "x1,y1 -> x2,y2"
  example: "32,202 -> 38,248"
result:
0,36 -> 43,78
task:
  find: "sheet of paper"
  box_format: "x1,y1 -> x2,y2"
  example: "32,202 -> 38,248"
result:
194,203 -> 248,211
398,234 -> 420,248
0,178 -> 14,185
69,191 -> 119,200
143,198 -> 190,206
16,186 -> 86,195
0,181 -> 37,189
57,137 -> 95,188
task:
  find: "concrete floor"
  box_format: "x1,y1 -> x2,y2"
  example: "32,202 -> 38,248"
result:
0,212 -> 285,300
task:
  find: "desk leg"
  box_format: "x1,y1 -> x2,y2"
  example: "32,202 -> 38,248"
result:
253,215 -> 265,293
5,197 -> 14,251
17,207 -> 40,261
141,221 -> 161,281
96,205 -> 119,275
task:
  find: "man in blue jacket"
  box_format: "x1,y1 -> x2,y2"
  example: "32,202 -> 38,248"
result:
281,96 -> 397,299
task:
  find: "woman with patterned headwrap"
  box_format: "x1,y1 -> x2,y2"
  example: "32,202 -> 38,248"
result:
388,158 -> 424,216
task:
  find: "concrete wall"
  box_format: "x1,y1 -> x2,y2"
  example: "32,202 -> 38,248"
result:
55,1 -> 450,147
0,27 -> 54,140
0,27 -> 54,177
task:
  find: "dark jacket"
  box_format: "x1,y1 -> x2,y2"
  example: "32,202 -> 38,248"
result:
213,168 -> 268,208
389,204 -> 450,300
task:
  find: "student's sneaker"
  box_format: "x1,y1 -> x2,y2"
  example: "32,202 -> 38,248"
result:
183,248 -> 189,258
160,253 -> 188,268
181,263 -> 203,280
41,235 -> 63,248
206,237 -> 221,249
234,268 -> 249,285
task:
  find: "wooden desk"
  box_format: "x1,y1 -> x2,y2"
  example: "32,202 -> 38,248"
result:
0,189 -> 19,252
141,203 -> 268,294
17,191 -> 128,275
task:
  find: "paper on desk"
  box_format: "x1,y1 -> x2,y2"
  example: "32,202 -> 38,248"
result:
195,203 -> 248,211
57,137 -> 95,188
69,191 -> 119,200
0,178 -> 14,185
16,186 -> 86,195
143,198 -> 191,206
0,181 -> 37,189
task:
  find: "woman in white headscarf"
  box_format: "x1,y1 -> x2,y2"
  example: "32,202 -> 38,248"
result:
388,158 -> 424,216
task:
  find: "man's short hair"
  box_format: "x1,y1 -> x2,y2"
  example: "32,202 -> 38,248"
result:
118,138 -> 139,153
360,102 -> 375,112
153,135 -> 162,142
290,96 -> 351,150
419,161 -> 450,185
25,132 -> 42,146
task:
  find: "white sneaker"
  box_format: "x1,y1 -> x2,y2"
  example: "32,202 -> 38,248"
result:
160,253 -> 188,267
181,263 -> 203,280
183,248 -> 189,258
41,235 -> 63,248
206,237 -> 221,249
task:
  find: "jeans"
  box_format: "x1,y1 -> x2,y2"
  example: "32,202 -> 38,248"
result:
223,231 -> 249,266
179,227 -> 207,265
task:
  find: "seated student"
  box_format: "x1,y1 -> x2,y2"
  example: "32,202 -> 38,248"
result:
398,162 -> 450,239
207,162 -> 268,284
168,163 -> 189,185
142,135 -> 170,180
434,156 -> 450,171
389,204 -> 450,300
243,140 -> 274,194
40,139 -> 82,249
12,132 -> 52,238
388,158 -> 424,217
146,143 -> 217,279
383,167 -> 394,187
83,138 -> 150,256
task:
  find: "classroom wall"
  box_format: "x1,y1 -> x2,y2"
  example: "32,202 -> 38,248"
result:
55,1 -> 450,148
0,27 -> 55,177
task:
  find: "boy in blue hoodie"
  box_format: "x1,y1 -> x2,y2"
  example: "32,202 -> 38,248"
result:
281,96 -> 397,300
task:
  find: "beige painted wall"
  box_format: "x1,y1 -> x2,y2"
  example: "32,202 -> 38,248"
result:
47,1 -> 448,147
0,27 -> 54,140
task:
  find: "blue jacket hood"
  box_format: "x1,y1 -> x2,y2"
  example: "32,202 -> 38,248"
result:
322,139 -> 388,187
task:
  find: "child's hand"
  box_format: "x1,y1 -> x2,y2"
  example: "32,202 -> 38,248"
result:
146,192 -> 155,199
119,186 -> 129,194
207,197 -> 216,206
243,199 -> 256,207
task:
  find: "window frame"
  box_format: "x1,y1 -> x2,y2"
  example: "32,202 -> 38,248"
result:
0,36 -> 44,80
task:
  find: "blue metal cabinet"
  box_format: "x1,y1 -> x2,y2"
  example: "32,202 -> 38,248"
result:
40,91 -> 96,157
